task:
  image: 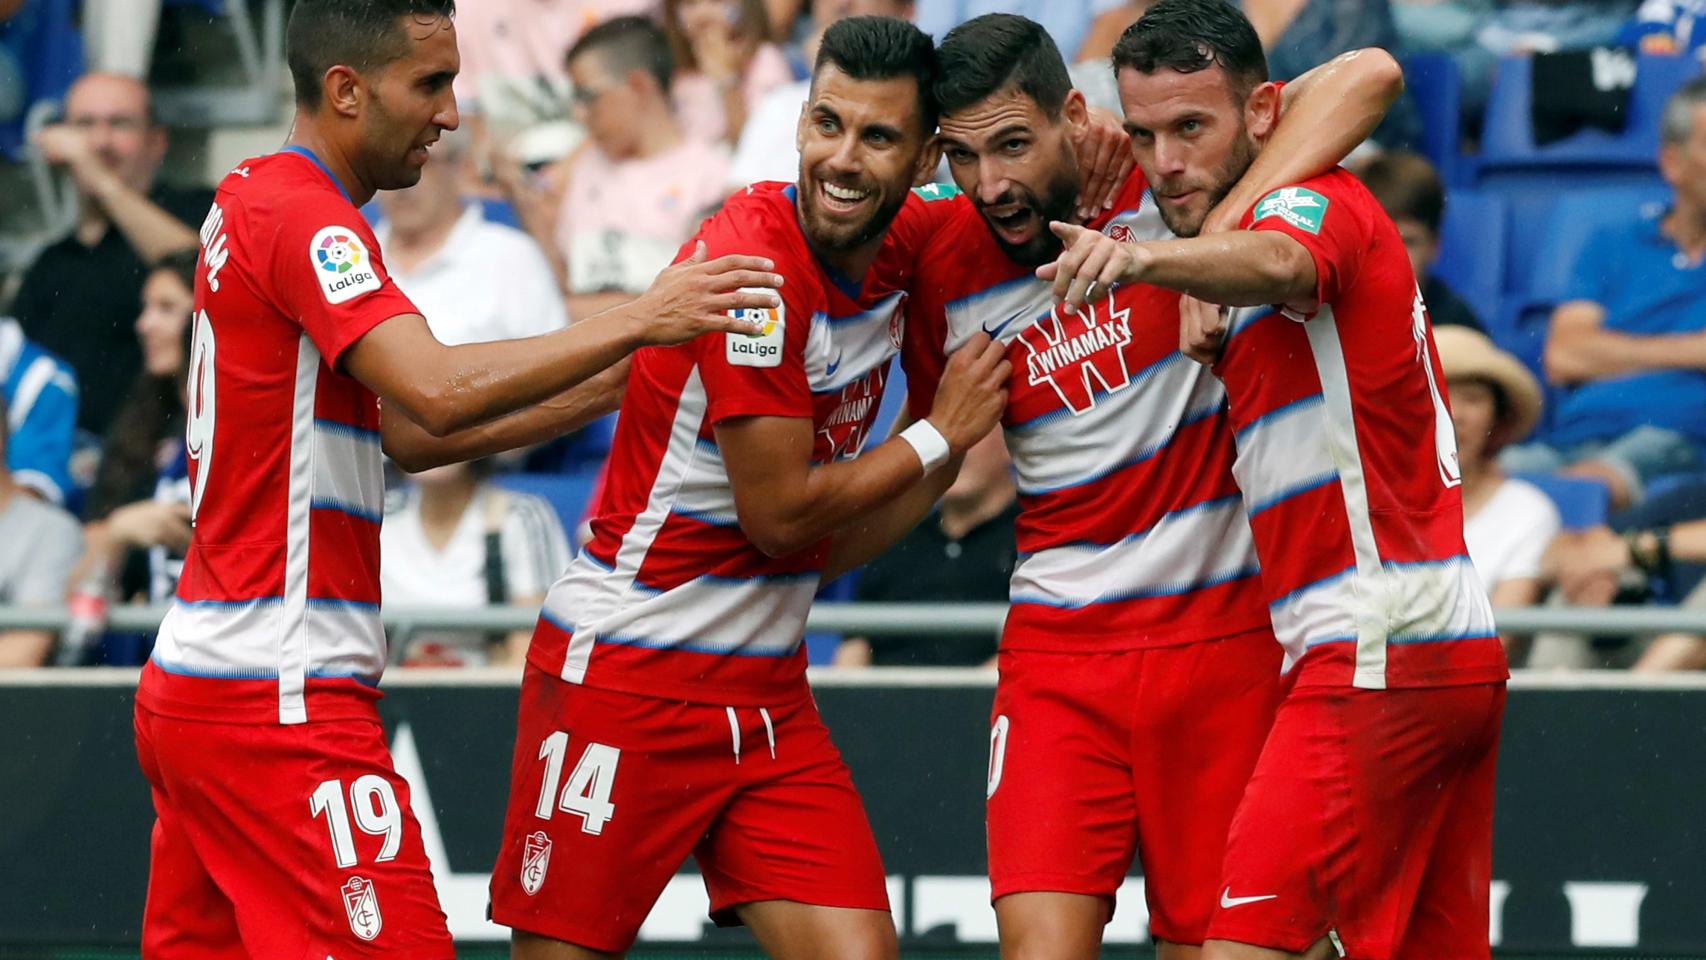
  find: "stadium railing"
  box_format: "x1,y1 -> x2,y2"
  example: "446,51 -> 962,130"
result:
3,603 -> 1706,647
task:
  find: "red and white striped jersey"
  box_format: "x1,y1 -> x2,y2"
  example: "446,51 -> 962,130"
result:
903,171 -> 1270,651
1220,168 -> 1507,689
527,182 -> 952,705
139,149 -> 415,725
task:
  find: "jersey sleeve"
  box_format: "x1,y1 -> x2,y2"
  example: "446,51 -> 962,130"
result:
691,219 -> 816,425
261,193 -> 421,369
1242,176 -> 1372,307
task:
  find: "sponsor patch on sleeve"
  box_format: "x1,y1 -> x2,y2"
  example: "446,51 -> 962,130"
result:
310,226 -> 383,304
1252,187 -> 1330,235
912,183 -> 961,202
726,291 -> 785,368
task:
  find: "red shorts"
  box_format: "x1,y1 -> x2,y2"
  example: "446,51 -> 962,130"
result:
986,629 -> 1283,944
1207,681 -> 1506,960
490,665 -> 890,952
132,702 -> 453,960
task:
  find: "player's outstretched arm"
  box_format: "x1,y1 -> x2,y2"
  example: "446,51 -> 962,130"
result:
1201,49 -> 1403,235
718,335 -> 1009,559
347,243 -> 779,440
1038,221 -> 1317,312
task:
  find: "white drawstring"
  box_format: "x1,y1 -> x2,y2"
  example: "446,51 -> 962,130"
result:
726,706 -> 742,764
758,707 -> 776,760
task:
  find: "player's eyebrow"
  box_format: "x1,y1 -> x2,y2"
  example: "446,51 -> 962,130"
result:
420,69 -> 456,89
810,103 -> 843,125
859,120 -> 904,142
980,124 -> 1032,148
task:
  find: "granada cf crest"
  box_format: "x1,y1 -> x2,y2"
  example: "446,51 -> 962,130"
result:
1104,223 -> 1138,244
341,876 -> 382,942
521,830 -> 553,896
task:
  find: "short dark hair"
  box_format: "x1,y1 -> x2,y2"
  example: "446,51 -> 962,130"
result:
287,0 -> 456,109
1112,0 -> 1268,100
1356,150 -> 1446,235
935,14 -> 1072,120
567,15 -> 675,93
813,16 -> 939,133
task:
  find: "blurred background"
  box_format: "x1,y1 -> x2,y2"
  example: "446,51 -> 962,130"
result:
0,0 -> 1704,956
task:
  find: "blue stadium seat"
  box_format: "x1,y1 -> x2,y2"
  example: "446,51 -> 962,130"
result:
1477,53 -> 1702,187
1433,189 -> 1505,324
492,469 -> 603,535
1520,184 -> 1672,302
0,0 -> 82,160
1512,471 -> 1611,530
1402,53 -> 1466,186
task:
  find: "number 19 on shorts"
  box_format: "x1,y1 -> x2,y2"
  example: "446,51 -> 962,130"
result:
534,731 -> 621,835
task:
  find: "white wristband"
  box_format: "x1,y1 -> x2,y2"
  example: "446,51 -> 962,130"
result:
899,419 -> 952,474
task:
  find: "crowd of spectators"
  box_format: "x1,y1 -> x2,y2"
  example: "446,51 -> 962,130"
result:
0,0 -> 1703,670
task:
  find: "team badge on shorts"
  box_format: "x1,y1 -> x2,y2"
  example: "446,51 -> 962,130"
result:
521,830 -> 553,895
340,876 -> 383,941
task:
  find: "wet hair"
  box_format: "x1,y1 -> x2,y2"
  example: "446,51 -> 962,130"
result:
287,0 -> 457,109
934,14 -> 1072,120
567,15 -> 675,94
812,16 -> 938,134
1357,150 -> 1446,235
1112,0 -> 1268,101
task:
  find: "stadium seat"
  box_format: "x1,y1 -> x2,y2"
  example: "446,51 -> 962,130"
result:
1519,184 -> 1672,303
1402,53 -> 1466,186
1477,53 -> 1702,187
492,468 -> 603,535
1512,471 -> 1612,530
1433,188 -> 1505,324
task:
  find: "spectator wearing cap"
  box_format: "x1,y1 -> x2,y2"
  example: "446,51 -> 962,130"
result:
1439,327 -> 1560,649
1507,77 -> 1706,512
376,129 -> 569,347
1356,150 -> 1485,333
14,73 -> 212,439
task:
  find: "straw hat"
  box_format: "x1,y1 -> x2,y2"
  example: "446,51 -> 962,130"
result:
1434,326 -> 1543,444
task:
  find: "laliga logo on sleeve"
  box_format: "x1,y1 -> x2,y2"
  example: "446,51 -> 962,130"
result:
727,291 -> 785,368
340,876 -> 382,941
311,226 -> 382,304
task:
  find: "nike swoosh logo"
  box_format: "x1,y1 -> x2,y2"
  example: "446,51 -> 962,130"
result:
983,316 -> 1015,337
1220,889 -> 1279,909
825,351 -> 843,376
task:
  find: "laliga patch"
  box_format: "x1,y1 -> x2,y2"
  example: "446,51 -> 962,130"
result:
340,876 -> 382,941
1253,187 -> 1330,235
726,290 -> 784,368
310,226 -> 382,304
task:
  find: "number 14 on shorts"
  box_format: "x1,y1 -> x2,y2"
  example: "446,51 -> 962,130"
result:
534,731 -> 621,835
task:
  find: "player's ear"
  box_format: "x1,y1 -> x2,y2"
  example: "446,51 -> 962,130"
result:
1245,81 -> 1281,141
912,135 -> 942,187
323,65 -> 364,120
1061,88 -> 1089,136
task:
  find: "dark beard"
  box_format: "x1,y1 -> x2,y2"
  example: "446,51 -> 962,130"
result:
981,166 -> 1081,267
799,184 -> 908,254
1159,132 -> 1258,238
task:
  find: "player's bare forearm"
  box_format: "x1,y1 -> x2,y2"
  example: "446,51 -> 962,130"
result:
718,416 -> 935,558
1131,231 -> 1318,308
823,454 -> 965,581
1206,49 -> 1401,234
382,360 -> 628,471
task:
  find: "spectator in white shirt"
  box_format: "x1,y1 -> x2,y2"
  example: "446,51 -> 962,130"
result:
382,461 -> 572,668
376,130 -> 569,346
728,0 -> 915,188
1438,327 -> 1561,647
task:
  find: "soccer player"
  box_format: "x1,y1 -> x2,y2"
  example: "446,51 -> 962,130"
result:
1042,2 -> 1509,958
132,2 -> 783,956
898,14 -> 1402,960
486,17 -> 1011,960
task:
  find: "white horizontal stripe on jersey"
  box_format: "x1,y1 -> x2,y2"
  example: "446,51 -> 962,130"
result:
1230,393 -> 1339,516
1272,556 -> 1497,673
670,436 -> 741,527
311,418 -> 384,524
805,291 -> 903,395
944,274 -> 1054,346
1101,192 -> 1168,241
154,596 -> 386,682
543,557 -> 813,658
1007,351 -> 1226,496
1009,493 -> 1259,608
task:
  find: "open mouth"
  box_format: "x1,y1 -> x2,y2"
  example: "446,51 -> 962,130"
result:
819,180 -> 872,216
985,205 -> 1037,246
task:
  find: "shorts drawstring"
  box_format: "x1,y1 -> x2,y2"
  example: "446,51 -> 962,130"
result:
726,706 -> 742,765
759,707 -> 776,760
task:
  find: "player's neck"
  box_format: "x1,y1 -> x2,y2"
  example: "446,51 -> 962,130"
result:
796,207 -> 884,282
285,121 -> 373,206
